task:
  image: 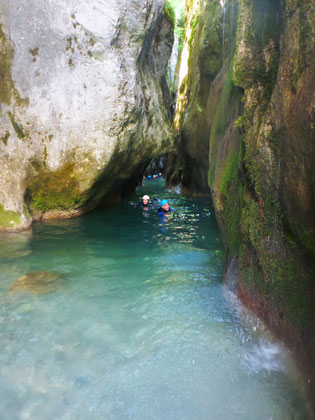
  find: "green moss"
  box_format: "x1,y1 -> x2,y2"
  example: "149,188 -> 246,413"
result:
0,204 -> 21,229
173,0 -> 202,130
174,74 -> 189,128
164,1 -> 176,24
241,199 -> 261,245
243,130 -> 281,207
290,1 -> 313,92
0,24 -> 29,107
8,111 -> 28,139
214,68 -> 234,137
43,145 -> 48,162
0,24 -> 14,105
239,244 -> 265,295
219,146 -> 244,257
220,148 -> 241,197
166,0 -> 185,28
1,131 -> 10,145
209,64 -> 241,185
27,162 -> 88,213
187,8 -> 200,65
239,185 -> 315,332
240,238 -> 314,331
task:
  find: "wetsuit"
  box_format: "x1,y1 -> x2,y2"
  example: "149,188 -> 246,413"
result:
157,207 -> 172,214
137,201 -> 154,208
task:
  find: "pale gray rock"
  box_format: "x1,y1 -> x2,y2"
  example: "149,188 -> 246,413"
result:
0,0 -> 174,231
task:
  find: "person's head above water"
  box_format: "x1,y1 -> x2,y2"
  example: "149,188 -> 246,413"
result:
160,199 -> 170,211
142,195 -> 150,205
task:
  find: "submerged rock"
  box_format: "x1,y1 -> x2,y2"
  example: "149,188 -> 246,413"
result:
9,271 -> 64,295
0,0 -> 174,231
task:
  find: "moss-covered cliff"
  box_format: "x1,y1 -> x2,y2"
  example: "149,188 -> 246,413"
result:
169,0 -> 315,404
0,0 -> 174,232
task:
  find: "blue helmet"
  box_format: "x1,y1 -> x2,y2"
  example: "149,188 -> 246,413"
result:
160,199 -> 169,206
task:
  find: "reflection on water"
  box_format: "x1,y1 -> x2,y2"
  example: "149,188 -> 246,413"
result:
0,179 -> 309,419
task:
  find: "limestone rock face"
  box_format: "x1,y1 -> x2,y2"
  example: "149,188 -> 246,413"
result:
170,0 -> 315,399
0,0 -> 174,231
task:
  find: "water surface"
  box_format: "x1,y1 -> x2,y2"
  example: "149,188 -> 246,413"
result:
0,180 -> 309,419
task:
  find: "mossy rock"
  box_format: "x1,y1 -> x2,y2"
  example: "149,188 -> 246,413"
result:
164,1 -> 176,24
27,161 -> 89,213
0,24 -> 29,106
1,131 -> 10,145
0,204 -> 21,229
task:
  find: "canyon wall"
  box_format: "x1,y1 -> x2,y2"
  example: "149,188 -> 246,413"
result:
0,0 -> 174,231
168,0 -> 315,400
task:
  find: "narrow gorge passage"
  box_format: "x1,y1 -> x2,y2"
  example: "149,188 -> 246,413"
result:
0,0 -> 314,416
0,180 -> 309,419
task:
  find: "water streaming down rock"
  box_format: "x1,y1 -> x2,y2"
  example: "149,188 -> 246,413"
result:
0,179 -> 310,418
220,0 -> 239,64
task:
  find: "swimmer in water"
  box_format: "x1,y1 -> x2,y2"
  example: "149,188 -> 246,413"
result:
141,195 -> 151,207
157,199 -> 172,214
131,195 -> 154,209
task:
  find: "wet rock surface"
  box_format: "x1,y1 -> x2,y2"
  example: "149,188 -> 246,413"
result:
169,0 -> 315,407
9,271 -> 64,295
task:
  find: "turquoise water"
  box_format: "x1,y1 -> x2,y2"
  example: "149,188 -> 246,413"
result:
0,180 -> 309,419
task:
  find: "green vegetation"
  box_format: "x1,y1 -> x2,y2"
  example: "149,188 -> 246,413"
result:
240,196 -> 314,330
209,64 -> 241,185
0,204 -> 21,229
0,24 -> 14,105
166,0 -> 185,37
219,146 -> 244,257
220,146 -> 242,198
164,1 -> 176,24
8,112 -> 28,139
27,162 -> 88,212
0,24 -> 29,107
213,68 -> 234,137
